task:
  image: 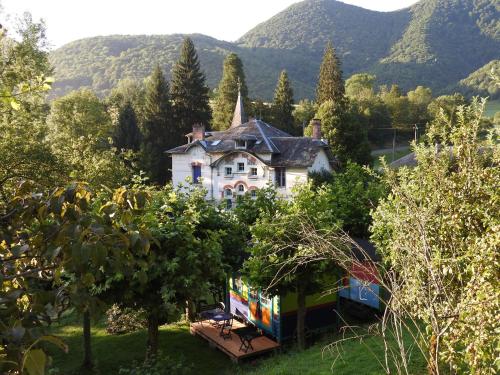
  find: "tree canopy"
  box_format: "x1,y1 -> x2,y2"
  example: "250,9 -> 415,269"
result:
170,37 -> 211,138
371,99 -> 499,373
212,53 -> 248,130
271,70 -> 296,135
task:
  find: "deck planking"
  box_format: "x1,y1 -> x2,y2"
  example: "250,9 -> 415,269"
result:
190,320 -> 280,363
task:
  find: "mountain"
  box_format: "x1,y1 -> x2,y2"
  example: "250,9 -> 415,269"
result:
49,0 -> 500,100
454,60 -> 500,99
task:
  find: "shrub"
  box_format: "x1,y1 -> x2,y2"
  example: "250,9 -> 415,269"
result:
106,304 -> 147,335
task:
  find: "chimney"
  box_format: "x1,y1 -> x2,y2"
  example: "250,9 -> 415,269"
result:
311,118 -> 321,140
192,124 -> 205,141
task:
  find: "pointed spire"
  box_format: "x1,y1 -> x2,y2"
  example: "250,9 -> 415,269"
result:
230,80 -> 247,128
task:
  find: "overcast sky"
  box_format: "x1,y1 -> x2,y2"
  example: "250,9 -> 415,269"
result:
2,0 -> 419,49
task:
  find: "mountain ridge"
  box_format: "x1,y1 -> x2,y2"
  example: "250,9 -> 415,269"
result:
49,0 -> 500,100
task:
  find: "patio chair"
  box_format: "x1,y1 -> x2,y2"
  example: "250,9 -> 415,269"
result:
219,317 -> 233,340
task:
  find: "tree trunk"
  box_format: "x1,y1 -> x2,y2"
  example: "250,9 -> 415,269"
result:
82,310 -> 93,370
146,309 -> 159,359
185,299 -> 196,322
428,333 -> 439,375
296,281 -> 307,351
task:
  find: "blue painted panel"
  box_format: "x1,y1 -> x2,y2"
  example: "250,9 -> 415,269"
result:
349,278 -> 380,309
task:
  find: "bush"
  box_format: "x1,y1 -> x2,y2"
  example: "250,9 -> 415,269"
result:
106,304 -> 147,335
118,352 -> 192,375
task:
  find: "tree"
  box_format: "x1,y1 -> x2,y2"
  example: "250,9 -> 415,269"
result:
379,84 -> 410,128
140,65 -> 174,185
271,70 -> 296,134
407,85 -> 432,125
0,182 -> 152,374
345,74 -> 391,146
293,99 -> 317,136
170,37 -> 211,140
244,183 -> 340,350
371,99 -> 499,373
106,78 -> 146,128
110,184 -> 229,357
212,53 -> 248,130
345,73 -> 376,100
113,101 -> 141,151
47,90 -> 131,189
314,100 -> 372,166
427,93 -> 467,122
316,41 -> 346,107
0,13 -> 62,200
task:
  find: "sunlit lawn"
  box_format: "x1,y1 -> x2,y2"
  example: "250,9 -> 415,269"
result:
48,315 -> 426,375
48,319 -> 236,375
372,149 -> 413,170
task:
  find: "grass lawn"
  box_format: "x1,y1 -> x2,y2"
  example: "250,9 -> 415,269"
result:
238,327 -> 426,375
47,319 -> 237,375
48,317 -> 426,375
372,148 -> 412,170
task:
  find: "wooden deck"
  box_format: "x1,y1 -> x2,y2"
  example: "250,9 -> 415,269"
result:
190,320 -> 280,363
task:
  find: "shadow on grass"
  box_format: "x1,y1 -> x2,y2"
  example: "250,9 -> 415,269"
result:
48,322 -> 236,375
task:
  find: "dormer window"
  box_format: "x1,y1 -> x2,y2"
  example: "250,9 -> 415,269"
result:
235,140 -> 246,149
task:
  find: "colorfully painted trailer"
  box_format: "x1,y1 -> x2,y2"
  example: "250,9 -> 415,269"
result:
228,275 -> 338,343
339,239 -> 384,312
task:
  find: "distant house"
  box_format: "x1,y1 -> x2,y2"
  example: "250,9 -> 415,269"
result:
167,91 -> 337,205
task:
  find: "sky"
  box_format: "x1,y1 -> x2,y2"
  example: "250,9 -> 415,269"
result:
2,0 -> 419,49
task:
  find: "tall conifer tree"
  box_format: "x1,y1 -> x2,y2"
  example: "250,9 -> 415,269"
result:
316,41 -> 346,107
170,37 -> 211,140
140,65 -> 173,184
212,53 -> 248,130
272,70 -> 296,134
114,101 -> 141,151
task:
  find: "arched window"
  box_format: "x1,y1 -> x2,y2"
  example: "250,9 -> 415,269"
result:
225,188 -> 232,197
250,189 -> 257,198
238,184 -> 245,193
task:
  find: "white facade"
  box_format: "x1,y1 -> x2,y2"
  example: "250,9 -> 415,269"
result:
171,146 -> 333,203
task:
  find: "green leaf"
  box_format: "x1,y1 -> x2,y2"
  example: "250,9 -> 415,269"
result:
23,348 -> 46,375
10,100 -> 21,110
39,335 -> 68,353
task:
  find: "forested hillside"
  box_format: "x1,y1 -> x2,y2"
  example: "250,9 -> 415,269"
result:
50,0 -> 500,100
454,60 -> 500,99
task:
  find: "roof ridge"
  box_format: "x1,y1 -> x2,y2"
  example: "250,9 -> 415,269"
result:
254,120 -> 277,153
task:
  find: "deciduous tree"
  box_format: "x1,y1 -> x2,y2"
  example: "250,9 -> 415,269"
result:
371,98 -> 499,373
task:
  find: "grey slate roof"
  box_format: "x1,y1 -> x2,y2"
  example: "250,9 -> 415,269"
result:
166,118 -> 338,169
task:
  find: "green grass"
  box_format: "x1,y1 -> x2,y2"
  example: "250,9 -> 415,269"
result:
47,319 -> 236,375
47,317 -> 426,375
238,327 -> 426,375
484,99 -> 500,118
372,148 -> 412,170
